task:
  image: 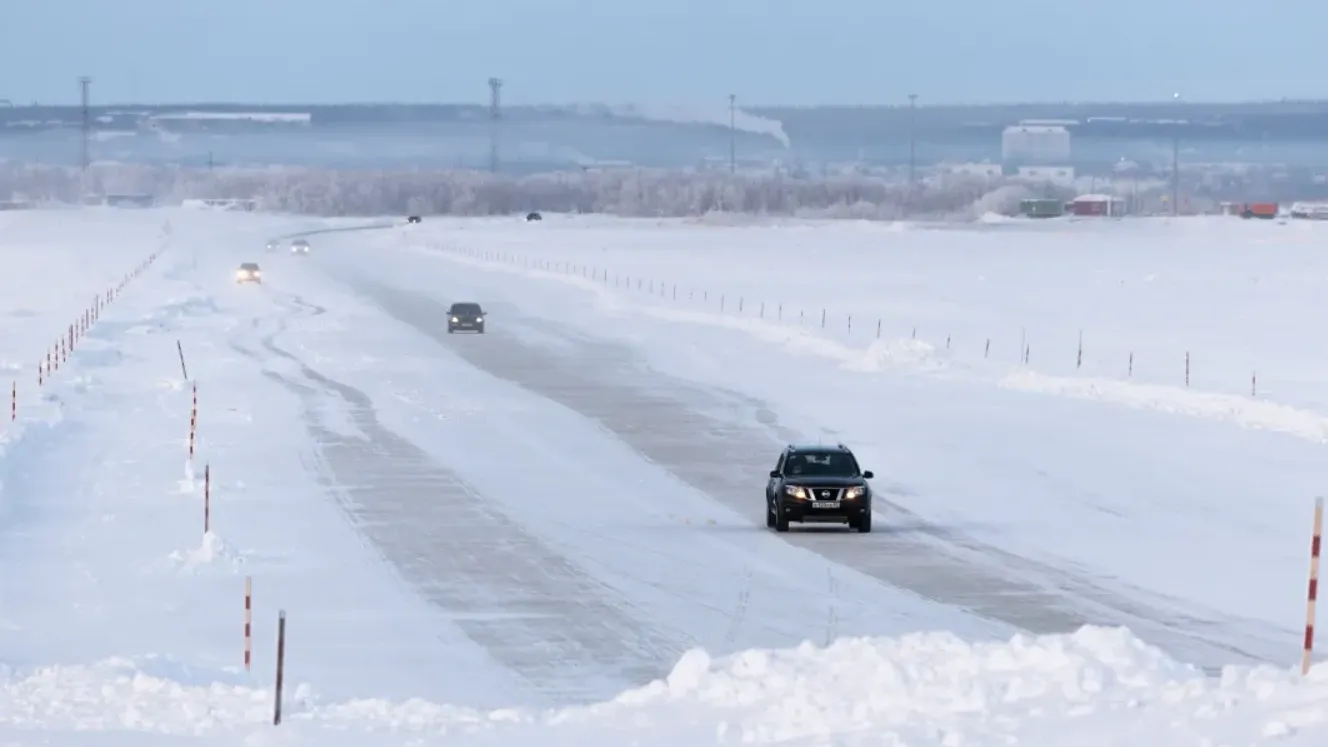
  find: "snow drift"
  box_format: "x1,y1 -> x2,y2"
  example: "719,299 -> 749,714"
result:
0,626 -> 1322,745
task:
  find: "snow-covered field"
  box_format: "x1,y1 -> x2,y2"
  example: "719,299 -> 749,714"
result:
0,208 -> 1326,745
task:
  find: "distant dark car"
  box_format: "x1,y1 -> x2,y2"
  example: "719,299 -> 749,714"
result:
407,216 -> 422,224
236,262 -> 262,284
525,211 -> 542,222
447,302 -> 485,334
765,443 -> 874,533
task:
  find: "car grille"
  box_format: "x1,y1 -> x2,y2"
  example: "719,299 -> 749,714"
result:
808,487 -> 842,501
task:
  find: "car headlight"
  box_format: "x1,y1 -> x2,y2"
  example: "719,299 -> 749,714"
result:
844,486 -> 865,499
451,316 -> 459,322
784,485 -> 807,498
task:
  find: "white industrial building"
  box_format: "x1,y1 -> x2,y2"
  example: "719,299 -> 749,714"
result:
1001,124 -> 1072,165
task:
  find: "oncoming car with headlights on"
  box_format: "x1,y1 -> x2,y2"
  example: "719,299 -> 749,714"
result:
447,302 -> 485,333
236,262 -> 262,284
765,443 -> 874,533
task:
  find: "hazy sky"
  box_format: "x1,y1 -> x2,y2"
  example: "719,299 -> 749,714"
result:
4,0 -> 1326,106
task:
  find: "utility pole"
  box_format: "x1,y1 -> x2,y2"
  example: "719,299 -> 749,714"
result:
79,76 -> 91,170
728,93 -> 736,174
908,93 -> 918,188
488,77 -> 502,173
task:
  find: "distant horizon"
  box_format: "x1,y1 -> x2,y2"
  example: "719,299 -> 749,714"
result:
6,96 -> 1328,111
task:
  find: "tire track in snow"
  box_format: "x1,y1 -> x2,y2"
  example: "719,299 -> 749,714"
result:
225,286 -> 685,705
333,276 -> 1280,672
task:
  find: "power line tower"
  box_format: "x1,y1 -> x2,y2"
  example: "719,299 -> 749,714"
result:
1171,92 -> 1182,216
907,93 -> 918,188
728,94 -> 736,174
488,77 -> 502,173
79,76 -> 91,170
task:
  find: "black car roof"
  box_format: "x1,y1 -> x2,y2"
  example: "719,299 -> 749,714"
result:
786,443 -> 853,454
450,301 -> 482,308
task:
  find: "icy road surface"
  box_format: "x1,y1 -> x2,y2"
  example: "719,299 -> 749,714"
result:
169,218 -> 1015,706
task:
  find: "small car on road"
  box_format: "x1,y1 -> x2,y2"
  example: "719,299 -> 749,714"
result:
766,443 -> 874,533
447,302 -> 486,333
236,262 -> 262,284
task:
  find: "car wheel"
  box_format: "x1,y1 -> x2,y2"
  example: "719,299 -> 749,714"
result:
774,504 -> 790,532
766,501 -> 775,528
447,327 -> 454,334
856,511 -> 872,533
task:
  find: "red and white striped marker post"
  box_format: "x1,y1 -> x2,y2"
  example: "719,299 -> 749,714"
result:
1304,496 -> 1323,675
244,576 -> 253,671
203,463 -> 211,535
188,383 -> 197,461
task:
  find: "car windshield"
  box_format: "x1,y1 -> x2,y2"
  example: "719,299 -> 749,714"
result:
785,451 -> 859,477
240,264 -> 259,270
451,304 -> 482,314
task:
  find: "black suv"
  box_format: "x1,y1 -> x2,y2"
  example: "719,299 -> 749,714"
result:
766,444 -> 874,533
447,302 -> 486,333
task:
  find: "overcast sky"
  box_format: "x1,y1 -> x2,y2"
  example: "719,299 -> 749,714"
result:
4,0 -> 1325,106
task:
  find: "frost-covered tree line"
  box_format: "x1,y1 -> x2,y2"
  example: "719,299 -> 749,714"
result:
0,163 -> 1081,219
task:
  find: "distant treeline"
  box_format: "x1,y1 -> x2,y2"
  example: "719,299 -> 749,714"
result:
0,163 -> 1093,220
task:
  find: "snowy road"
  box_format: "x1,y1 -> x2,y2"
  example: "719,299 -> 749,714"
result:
197,241 -> 1010,705
228,287 -> 683,704
277,228 -> 1280,674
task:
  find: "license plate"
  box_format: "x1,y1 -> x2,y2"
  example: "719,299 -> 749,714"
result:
812,501 -> 840,509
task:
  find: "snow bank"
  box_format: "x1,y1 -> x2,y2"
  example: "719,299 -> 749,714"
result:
168,531 -> 244,573
0,626 -> 1323,744
1003,369 -> 1328,443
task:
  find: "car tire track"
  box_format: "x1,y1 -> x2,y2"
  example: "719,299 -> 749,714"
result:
722,567 -> 753,649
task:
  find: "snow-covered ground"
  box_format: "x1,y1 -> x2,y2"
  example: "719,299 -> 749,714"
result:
0,208 -> 1327,745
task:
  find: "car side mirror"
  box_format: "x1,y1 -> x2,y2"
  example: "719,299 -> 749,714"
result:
862,470 -> 874,479
769,470 -> 781,478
